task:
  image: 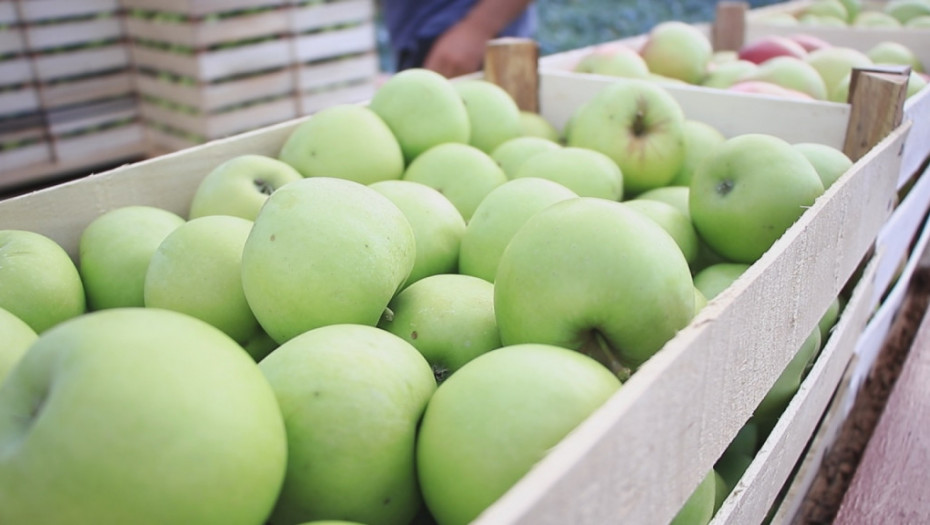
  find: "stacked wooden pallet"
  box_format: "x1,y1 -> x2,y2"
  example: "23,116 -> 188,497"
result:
0,0 -> 145,190
0,0 -> 379,193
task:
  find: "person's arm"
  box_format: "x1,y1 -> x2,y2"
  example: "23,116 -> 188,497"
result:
423,0 -> 535,78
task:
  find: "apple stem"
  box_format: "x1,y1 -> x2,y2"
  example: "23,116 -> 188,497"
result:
253,178 -> 275,196
579,330 -> 632,382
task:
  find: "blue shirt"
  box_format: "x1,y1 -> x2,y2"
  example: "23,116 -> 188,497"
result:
382,0 -> 536,69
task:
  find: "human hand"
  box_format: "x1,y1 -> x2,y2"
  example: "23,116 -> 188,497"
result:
423,20 -> 492,78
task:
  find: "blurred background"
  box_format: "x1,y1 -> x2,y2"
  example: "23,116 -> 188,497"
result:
375,0 -> 786,72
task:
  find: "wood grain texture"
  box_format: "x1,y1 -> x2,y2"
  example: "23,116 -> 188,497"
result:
484,37 -> 539,112
833,287 -> 930,524
843,68 -> 909,162
712,1 -> 747,52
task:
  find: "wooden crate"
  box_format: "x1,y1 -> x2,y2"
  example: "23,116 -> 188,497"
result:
122,0 -> 379,153
0,68 -> 910,524
0,0 -> 145,190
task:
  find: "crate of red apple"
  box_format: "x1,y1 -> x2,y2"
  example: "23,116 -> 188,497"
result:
540,0 -> 929,182
0,27 -> 913,525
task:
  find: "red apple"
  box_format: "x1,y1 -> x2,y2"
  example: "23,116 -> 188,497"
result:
738,36 -> 808,64
728,80 -> 817,100
787,33 -> 833,53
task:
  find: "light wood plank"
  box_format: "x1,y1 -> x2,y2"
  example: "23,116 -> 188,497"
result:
834,300 -> 930,523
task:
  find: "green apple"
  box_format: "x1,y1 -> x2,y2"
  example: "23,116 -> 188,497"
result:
850,11 -> 901,28
853,10 -> 903,27
694,286 -> 708,313
279,104 -> 404,184
402,143 -> 508,222
243,328 -> 278,362
623,199 -> 700,266
417,343 -> 621,525
0,230 -> 85,334
804,46 -> 873,101
458,177 -> 578,282
369,180 -> 467,285
0,308 -> 287,525
885,0 -> 930,23
689,134 -> 825,264
838,0 -> 862,21
0,307 -> 37,383
574,46 -> 650,79
740,56 -> 829,99
800,0 -> 849,22
634,185 -> 690,215
454,79 -> 522,154
379,273 -> 500,383
905,14 -> 930,26
79,206 -> 186,310
368,68 -> 470,163
144,215 -> 258,345
258,324 -> 436,525
639,21 -> 713,84
693,262 -> 751,301
491,136 -> 562,179
241,177 -> 416,344
567,79 -> 686,195
713,469 -> 729,512
867,41 -> 925,73
494,197 -> 695,375
669,119 -> 727,187
819,296 -> 842,342
792,142 -> 853,189
188,154 -> 303,220
715,421 -> 759,492
701,59 -> 758,89
518,111 -> 561,142
513,146 -> 624,200
671,470 -> 717,525
755,326 -> 822,422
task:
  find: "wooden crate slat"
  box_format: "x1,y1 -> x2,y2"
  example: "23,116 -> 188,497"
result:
0,87 -> 40,118
471,117 -> 908,524
0,30 -> 25,55
135,68 -> 294,111
901,88 -> 930,188
299,81 -> 374,114
49,107 -> 138,138
297,52 -> 377,91
711,257 -> 878,524
293,22 -> 375,63
143,124 -> 199,154
203,96 -> 297,138
34,45 -> 129,82
0,3 -> 19,25
19,0 -> 120,22
132,39 -> 292,81
41,71 -> 134,109
130,44 -> 202,78
52,122 -> 145,162
0,58 -> 35,87
0,115 -> 45,141
25,17 -> 123,51
198,38 -> 291,80
291,0 -> 374,33
872,164 -> 930,310
120,0 -> 286,17
0,142 -> 52,176
125,10 -> 288,49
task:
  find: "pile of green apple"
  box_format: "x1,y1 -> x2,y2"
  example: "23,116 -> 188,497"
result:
0,67 -> 856,525
572,17 -> 928,102
756,0 -> 930,28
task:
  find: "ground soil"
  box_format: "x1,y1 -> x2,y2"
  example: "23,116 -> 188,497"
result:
794,267 -> 930,524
